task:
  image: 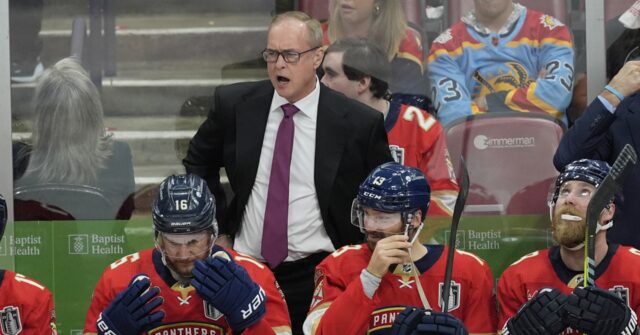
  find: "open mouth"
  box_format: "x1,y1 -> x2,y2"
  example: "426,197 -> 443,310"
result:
277,75 -> 290,84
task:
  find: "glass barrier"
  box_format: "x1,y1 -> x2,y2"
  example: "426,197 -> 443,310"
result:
3,0 -> 623,333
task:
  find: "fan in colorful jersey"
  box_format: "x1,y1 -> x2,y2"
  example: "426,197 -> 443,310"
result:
428,0 -> 574,126
321,37 -> 459,217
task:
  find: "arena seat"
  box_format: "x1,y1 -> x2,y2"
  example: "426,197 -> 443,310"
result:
444,112 -> 564,215
14,183 -> 117,220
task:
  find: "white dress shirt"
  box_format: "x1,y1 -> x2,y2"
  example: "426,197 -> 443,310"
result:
234,78 -> 335,261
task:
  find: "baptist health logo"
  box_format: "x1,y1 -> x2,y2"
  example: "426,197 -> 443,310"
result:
69,235 -> 89,254
68,234 -> 125,255
473,135 -> 535,150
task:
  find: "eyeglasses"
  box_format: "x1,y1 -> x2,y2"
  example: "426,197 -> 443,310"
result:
262,47 -> 320,64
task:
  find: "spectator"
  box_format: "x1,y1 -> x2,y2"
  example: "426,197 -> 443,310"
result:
498,159 -> 640,335
14,57 -> 135,220
303,162 -> 496,334
554,59 -> 640,249
323,0 -> 428,109
183,11 -> 392,335
321,37 -> 458,216
428,0 -> 574,126
0,194 -> 58,333
84,174 -> 291,334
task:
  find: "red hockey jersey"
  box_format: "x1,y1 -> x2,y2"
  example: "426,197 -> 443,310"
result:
498,244 -> 640,334
0,270 -> 57,334
84,248 -> 291,335
304,244 -> 497,334
386,101 -> 459,217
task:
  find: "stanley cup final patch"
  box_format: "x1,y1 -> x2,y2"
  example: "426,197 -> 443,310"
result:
438,281 -> 461,312
0,306 -> 22,335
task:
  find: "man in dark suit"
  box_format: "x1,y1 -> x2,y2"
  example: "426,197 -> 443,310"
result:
184,11 -> 392,335
554,60 -> 640,249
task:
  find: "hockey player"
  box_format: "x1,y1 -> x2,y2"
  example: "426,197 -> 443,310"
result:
499,159 -> 640,335
0,194 -> 58,334
84,174 -> 291,334
321,37 -> 459,217
428,0 -> 574,126
303,162 -> 496,334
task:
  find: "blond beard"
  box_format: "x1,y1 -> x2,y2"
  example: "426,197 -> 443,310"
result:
552,208 -> 586,248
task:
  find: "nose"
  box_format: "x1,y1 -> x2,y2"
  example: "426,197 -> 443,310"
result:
275,53 -> 287,67
320,74 -> 329,86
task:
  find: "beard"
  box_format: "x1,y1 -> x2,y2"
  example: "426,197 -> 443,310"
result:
551,206 -> 586,248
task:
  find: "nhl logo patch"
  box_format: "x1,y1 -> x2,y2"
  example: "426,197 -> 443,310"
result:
438,281 -> 461,312
203,302 -> 223,321
0,306 -> 22,335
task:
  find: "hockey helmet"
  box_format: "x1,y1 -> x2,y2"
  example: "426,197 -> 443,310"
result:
550,159 -> 611,205
352,162 -> 430,232
152,174 -> 217,237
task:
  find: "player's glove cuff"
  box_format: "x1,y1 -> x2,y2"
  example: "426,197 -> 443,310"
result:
566,286 -> 638,335
192,255 -> 267,332
504,287 -> 568,335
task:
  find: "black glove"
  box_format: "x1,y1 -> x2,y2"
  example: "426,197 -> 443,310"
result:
192,252 -> 266,332
391,307 -> 468,335
97,274 -> 165,335
503,288 -> 568,335
565,286 -> 638,335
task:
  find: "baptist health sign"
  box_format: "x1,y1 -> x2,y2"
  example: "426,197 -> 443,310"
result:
68,234 -> 125,255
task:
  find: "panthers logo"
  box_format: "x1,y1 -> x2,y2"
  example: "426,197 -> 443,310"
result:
473,62 -> 534,97
540,14 -> 564,30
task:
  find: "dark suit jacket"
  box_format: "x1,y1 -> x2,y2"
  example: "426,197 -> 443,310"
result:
184,80 -> 392,248
554,94 -> 640,248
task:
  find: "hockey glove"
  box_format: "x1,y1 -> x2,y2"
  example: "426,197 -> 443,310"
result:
391,307 -> 468,335
565,286 -> 639,335
97,274 -> 164,335
192,253 -> 266,332
503,287 -> 568,335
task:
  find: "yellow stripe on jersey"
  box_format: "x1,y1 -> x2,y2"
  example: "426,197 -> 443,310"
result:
428,41 -> 485,63
396,51 -> 424,72
504,89 -> 530,113
505,37 -> 573,49
524,82 -> 563,119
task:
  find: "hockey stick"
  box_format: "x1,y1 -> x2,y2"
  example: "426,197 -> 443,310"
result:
442,158 -> 470,312
583,144 -> 637,287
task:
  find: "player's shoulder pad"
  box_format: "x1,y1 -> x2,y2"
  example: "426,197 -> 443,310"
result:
11,272 -> 49,292
455,249 -> 487,266
231,250 -> 267,270
329,244 -> 365,259
509,250 -> 542,267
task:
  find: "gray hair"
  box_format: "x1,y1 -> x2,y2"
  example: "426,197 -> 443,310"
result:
27,57 -> 112,185
270,11 -> 323,48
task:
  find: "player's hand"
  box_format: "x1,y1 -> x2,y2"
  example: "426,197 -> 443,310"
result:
565,286 -> 639,335
502,287 -> 567,335
391,307 -> 468,335
366,234 -> 411,278
192,252 -> 266,332
97,274 -> 164,335
608,60 -> 640,98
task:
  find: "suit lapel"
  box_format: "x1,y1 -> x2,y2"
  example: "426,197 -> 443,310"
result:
624,97 -> 640,155
315,85 -> 348,213
235,82 -> 273,192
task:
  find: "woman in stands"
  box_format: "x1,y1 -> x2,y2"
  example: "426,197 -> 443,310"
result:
322,0 -> 429,109
14,57 -> 135,220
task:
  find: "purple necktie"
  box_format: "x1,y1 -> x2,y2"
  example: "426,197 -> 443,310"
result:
262,103 -> 300,267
